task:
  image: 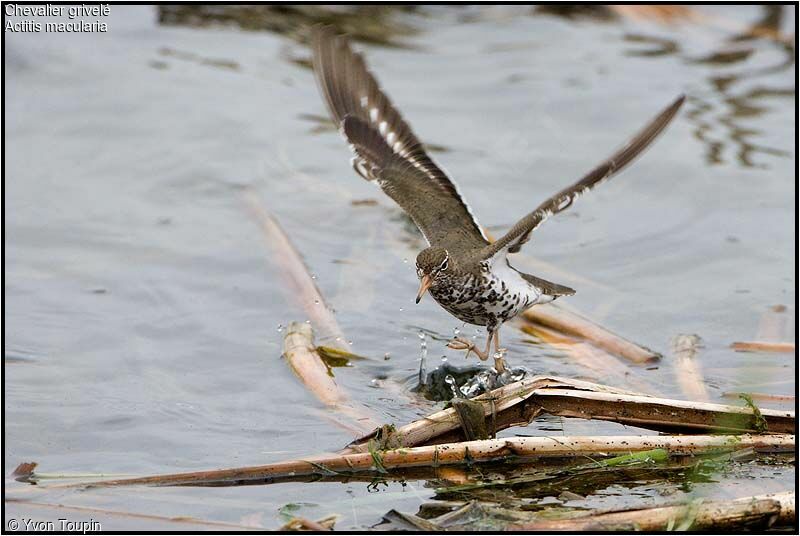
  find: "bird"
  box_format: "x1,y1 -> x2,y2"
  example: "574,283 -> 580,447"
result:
310,26 -> 684,372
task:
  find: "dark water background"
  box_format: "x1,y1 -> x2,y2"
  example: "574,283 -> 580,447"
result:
5,5 -> 795,530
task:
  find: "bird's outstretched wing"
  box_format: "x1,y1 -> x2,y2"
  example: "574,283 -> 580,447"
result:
480,94 -> 685,260
311,25 -> 489,252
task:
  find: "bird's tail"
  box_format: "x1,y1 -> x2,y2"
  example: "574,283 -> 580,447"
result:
520,272 -> 576,297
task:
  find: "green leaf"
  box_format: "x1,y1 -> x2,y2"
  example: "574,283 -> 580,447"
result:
368,439 -> 388,474
738,393 -> 768,433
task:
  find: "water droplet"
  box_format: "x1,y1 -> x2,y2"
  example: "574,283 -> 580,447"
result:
305,319 -> 311,324
445,375 -> 464,399
453,327 -> 461,337
402,258 -> 408,264
311,274 -> 318,280
441,356 -> 448,363
383,352 -> 391,360
347,340 -> 353,345
335,337 -> 342,342
418,331 -> 426,340
314,299 -> 320,305
399,307 -> 404,312
276,324 -> 284,332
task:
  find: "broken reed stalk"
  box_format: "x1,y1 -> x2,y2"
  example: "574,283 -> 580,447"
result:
512,491 -> 795,531
521,304 -> 661,364
283,322 -> 379,434
243,190 -> 347,348
343,376 -> 794,453
283,322 -> 344,407
518,323 -> 659,395
722,392 -> 795,403
245,192 -> 384,432
52,434 -> 793,488
729,305 -> 794,353
518,389 -> 793,434
671,334 -> 709,402
345,377 -> 640,452
730,341 -> 795,353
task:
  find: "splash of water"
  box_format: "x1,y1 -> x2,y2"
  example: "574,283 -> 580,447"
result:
417,330 -> 427,385
444,374 -> 466,399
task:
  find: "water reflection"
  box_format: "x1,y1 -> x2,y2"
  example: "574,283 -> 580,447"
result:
157,5 -> 421,47
158,4 -> 794,170
534,4 -> 794,169
622,34 -> 680,57
622,5 -> 794,168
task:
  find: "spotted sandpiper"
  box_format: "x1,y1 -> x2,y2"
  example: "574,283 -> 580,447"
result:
311,26 -> 684,371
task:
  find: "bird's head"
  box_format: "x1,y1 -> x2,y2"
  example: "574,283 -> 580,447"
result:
415,247 -> 450,303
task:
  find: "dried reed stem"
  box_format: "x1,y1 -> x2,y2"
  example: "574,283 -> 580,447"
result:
522,304 -> 660,364
721,392 -> 795,403
731,341 -> 795,353
283,322 -> 345,407
64,434 -> 793,488
283,322 -> 379,434
513,491 -> 795,531
519,323 -> 659,394
243,190 -> 347,347
344,376 -> 794,453
671,334 -> 709,402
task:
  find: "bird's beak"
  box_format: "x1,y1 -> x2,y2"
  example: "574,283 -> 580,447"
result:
415,275 -> 433,304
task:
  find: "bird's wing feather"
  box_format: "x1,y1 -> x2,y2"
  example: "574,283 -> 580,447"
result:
343,116 -> 490,250
311,25 -> 489,251
480,94 -> 686,260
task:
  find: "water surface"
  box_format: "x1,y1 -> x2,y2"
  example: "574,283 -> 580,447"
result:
5,5 -> 795,530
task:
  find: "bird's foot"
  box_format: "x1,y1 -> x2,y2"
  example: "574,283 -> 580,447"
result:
447,337 -> 490,361
493,348 -> 508,374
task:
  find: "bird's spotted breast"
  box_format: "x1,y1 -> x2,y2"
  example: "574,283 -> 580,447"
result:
428,261 -> 543,328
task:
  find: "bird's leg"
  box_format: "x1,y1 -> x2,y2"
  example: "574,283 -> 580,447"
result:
448,331 -> 492,361
493,329 -> 507,373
